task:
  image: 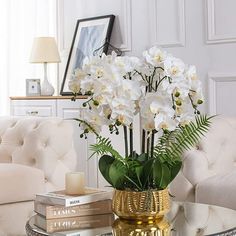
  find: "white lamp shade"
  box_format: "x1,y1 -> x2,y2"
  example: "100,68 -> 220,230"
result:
29,37 -> 61,63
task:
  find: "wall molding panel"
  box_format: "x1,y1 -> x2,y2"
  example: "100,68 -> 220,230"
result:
119,0 -> 132,51
57,0 -> 132,53
150,0 -> 186,47
206,0 -> 236,44
208,73 -> 236,115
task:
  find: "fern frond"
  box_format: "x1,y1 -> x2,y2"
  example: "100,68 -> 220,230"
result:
90,136 -> 125,163
154,115 -> 212,162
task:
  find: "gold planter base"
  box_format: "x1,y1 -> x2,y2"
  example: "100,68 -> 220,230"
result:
112,217 -> 170,236
112,189 -> 170,221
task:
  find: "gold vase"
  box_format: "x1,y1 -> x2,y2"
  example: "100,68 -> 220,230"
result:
112,188 -> 170,221
112,218 -> 170,236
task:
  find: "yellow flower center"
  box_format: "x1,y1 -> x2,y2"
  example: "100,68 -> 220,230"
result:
171,66 -> 179,76
145,122 -> 155,130
176,107 -> 183,115
160,123 -> 168,129
96,69 -> 104,77
118,115 -> 125,124
191,74 -> 197,80
154,54 -> 162,63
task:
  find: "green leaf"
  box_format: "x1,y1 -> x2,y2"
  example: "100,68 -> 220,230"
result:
135,166 -> 143,188
141,158 -> 155,188
98,155 -> 115,186
124,159 -> 143,189
160,163 -> 171,189
109,160 -> 127,189
129,151 -> 138,160
153,115 -> 212,163
170,161 -> 182,182
137,153 -> 148,163
90,136 -> 124,162
153,159 -> 162,188
153,160 -> 171,189
124,175 -> 142,191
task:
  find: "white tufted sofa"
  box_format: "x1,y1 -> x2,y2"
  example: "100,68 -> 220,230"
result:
170,116 -> 236,210
0,116 -> 77,235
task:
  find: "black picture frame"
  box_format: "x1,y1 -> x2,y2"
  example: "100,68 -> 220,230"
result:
60,15 -> 115,95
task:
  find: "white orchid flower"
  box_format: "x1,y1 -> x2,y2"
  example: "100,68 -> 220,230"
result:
68,79 -> 80,94
141,117 -> 155,131
161,77 -> 190,98
119,79 -> 143,100
154,114 -> 178,131
164,56 -> 185,78
110,97 -> 136,125
80,77 -> 94,94
143,46 -> 167,67
176,113 -> 194,126
115,56 -> 141,75
69,47 -> 204,138
83,109 -> 108,133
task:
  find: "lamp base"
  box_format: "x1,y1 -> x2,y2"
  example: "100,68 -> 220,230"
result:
41,78 -> 54,96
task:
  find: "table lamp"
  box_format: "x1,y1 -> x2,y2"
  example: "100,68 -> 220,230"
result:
30,37 -> 61,96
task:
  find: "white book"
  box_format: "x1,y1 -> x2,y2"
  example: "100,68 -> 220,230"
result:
36,187 -> 113,207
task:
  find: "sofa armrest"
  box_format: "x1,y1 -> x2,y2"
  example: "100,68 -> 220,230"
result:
0,163 -> 45,204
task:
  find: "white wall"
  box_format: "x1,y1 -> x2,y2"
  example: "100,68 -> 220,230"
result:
57,0 -> 236,116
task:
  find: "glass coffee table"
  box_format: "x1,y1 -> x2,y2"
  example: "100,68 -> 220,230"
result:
25,201 -> 236,236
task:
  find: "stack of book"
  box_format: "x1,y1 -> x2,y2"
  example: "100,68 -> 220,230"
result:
34,187 -> 114,234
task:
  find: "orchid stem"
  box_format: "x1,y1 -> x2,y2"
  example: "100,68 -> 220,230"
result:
142,130 -> 145,153
151,131 -> 155,158
123,126 -> 128,158
129,126 -> 133,157
146,131 -> 150,159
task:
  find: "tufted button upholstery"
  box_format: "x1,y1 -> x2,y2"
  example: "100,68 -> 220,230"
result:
170,116 -> 236,209
0,116 -> 77,192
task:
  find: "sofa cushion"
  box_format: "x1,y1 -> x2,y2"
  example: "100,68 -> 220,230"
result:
196,171 -> 236,210
0,163 -> 45,204
0,201 -> 34,235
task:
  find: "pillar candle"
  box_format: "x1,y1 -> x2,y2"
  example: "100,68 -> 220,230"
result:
65,172 -> 85,195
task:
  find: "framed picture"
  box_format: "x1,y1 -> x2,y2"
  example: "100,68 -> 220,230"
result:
26,79 -> 41,96
60,14 -> 115,95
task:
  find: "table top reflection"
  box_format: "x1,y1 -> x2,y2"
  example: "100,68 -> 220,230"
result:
26,201 -> 236,236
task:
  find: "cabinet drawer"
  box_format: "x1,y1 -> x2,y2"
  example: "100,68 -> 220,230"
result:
11,100 -> 56,117
57,99 -> 86,118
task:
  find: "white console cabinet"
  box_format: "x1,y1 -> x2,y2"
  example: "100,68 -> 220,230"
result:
10,96 -> 101,188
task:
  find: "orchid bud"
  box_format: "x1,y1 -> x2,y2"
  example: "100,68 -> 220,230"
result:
176,100 -> 182,106
197,99 -> 203,104
174,91 -> 180,97
93,100 -> 99,106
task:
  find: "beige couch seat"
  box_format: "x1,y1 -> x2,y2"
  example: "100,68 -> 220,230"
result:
0,163 -> 44,204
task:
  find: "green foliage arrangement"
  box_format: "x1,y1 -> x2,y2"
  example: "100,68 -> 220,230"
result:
88,115 -> 211,191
